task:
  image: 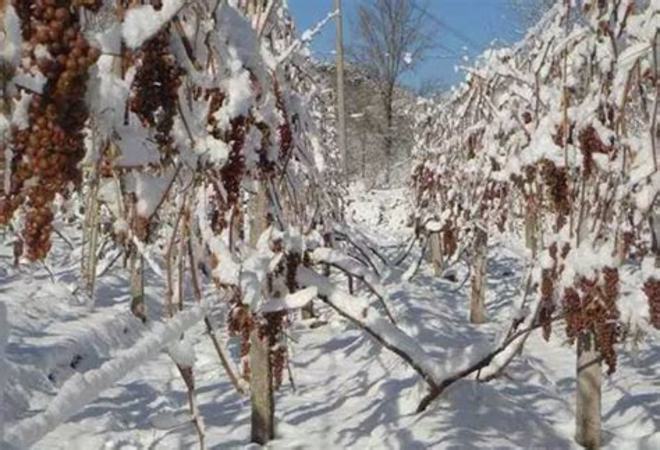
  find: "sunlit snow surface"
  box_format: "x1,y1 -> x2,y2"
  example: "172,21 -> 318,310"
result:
1,185 -> 659,449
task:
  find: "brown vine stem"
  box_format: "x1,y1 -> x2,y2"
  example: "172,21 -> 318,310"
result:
188,234 -> 247,396
166,189 -> 190,318
416,313 -> 567,413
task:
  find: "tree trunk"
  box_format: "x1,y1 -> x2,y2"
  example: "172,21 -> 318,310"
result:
470,227 -> 488,324
383,85 -> 394,185
249,183 -> 275,444
430,233 -> 443,276
249,328 -> 274,445
524,200 -> 537,257
361,130 -> 366,179
575,331 -> 601,449
129,252 -> 146,323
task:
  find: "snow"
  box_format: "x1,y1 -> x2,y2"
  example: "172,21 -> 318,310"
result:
2,1 -> 660,447
3,300 -> 210,449
10,93 -> 32,130
260,287 -> 317,313
0,302 -> 8,445
0,6 -> 21,66
122,0 -> 185,49
213,69 -> 255,131
131,172 -> 173,218
12,71 -> 47,95
1,186 -> 660,448
167,335 -> 197,368
194,135 -> 230,165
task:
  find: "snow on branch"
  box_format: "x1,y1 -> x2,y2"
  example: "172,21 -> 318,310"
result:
277,9 -> 338,65
309,248 -> 396,323
122,0 -> 186,49
4,302 -> 211,449
260,287 -> 318,313
296,267 -> 440,391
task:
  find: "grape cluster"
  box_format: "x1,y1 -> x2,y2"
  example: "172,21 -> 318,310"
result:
218,116 -> 247,226
274,82 -> 293,164
540,269 -> 556,340
130,30 -> 183,161
260,311 -> 288,389
226,251 -> 292,389
204,88 -> 249,231
540,159 -> 570,230
578,125 -> 612,177
227,289 -> 253,379
563,267 -> 621,374
442,224 -> 457,257
642,278 -> 660,329
539,243 -> 560,340
1,0 -> 101,260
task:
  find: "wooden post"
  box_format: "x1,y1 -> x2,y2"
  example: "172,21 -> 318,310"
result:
524,199 -> 537,257
470,226 -> 488,324
575,331 -> 601,449
129,251 -> 146,323
81,169 -> 100,304
249,327 -> 275,445
430,232 -> 443,276
249,182 -> 275,444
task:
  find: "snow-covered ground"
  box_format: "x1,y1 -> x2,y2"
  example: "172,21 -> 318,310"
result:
1,187 -> 659,449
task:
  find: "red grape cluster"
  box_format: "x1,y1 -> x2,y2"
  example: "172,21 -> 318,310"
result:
642,278 -> 660,329
1,0 -> 100,260
274,81 -> 293,165
540,159 -> 570,230
130,30 -> 183,162
578,125 -> 613,177
563,267 -> 621,374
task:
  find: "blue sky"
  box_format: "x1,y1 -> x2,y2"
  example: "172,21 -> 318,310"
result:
287,0 -> 527,91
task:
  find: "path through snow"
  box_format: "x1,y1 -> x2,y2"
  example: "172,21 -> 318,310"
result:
1,186 -> 659,449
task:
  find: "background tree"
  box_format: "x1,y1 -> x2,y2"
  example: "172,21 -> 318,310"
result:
508,0 -> 557,30
351,0 -> 433,184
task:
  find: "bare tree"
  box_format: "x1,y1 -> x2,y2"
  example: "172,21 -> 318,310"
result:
351,0 -> 433,184
508,0 -> 556,30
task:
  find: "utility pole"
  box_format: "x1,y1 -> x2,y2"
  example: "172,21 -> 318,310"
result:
335,0 -> 348,183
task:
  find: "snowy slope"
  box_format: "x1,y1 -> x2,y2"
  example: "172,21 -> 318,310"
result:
0,188 -> 659,449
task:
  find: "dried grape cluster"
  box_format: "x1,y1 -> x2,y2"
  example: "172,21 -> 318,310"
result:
578,125 -> 613,177
227,291 -> 253,379
226,248 -> 296,389
1,0 -> 100,260
411,162 -> 435,205
642,278 -> 660,329
540,159 -> 570,230
563,267 -> 621,374
203,87 -> 249,231
540,269 -> 556,340
274,81 -> 293,165
442,223 -> 457,258
217,116 -> 248,228
261,311 -> 288,389
538,243 -> 566,340
130,31 -> 183,160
